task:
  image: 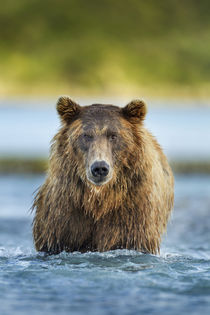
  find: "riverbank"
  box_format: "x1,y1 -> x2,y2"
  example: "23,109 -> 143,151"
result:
1,82 -> 210,101
0,157 -> 210,175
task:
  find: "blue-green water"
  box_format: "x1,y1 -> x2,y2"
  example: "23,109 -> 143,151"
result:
0,174 -> 210,315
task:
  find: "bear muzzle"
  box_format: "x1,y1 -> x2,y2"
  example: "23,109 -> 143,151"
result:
91,161 -> 109,177
88,160 -> 112,186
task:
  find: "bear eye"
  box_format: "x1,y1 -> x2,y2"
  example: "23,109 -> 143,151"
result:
83,134 -> 93,141
108,134 -> 117,141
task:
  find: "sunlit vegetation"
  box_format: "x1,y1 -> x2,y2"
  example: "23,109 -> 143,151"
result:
1,0 -> 210,96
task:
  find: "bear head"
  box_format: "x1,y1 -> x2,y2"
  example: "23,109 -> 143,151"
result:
56,96 -> 147,187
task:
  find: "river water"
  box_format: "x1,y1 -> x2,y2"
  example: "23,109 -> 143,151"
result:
0,174 -> 210,315
0,100 -> 210,160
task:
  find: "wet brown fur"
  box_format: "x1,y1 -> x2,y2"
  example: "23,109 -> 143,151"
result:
33,97 -> 174,254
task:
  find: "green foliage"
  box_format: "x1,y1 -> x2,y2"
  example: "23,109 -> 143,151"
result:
1,0 -> 210,93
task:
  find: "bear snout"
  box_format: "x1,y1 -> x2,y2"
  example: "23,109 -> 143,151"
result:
87,160 -> 112,185
91,161 -> 110,178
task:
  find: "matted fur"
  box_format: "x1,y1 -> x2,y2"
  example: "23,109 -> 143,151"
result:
33,98 -> 174,254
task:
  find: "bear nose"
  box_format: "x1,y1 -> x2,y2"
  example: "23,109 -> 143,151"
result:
91,161 -> 109,178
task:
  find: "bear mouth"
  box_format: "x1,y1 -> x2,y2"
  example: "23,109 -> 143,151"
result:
87,174 -> 112,186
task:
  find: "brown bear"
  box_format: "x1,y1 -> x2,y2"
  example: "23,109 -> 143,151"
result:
33,97 -> 174,254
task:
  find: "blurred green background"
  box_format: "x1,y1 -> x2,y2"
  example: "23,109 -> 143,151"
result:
1,0 -> 210,98
1,0 -> 210,173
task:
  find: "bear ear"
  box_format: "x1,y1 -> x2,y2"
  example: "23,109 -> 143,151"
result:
56,96 -> 81,124
122,99 -> 147,122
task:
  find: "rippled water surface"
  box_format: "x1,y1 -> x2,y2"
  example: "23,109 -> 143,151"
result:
0,174 -> 210,315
